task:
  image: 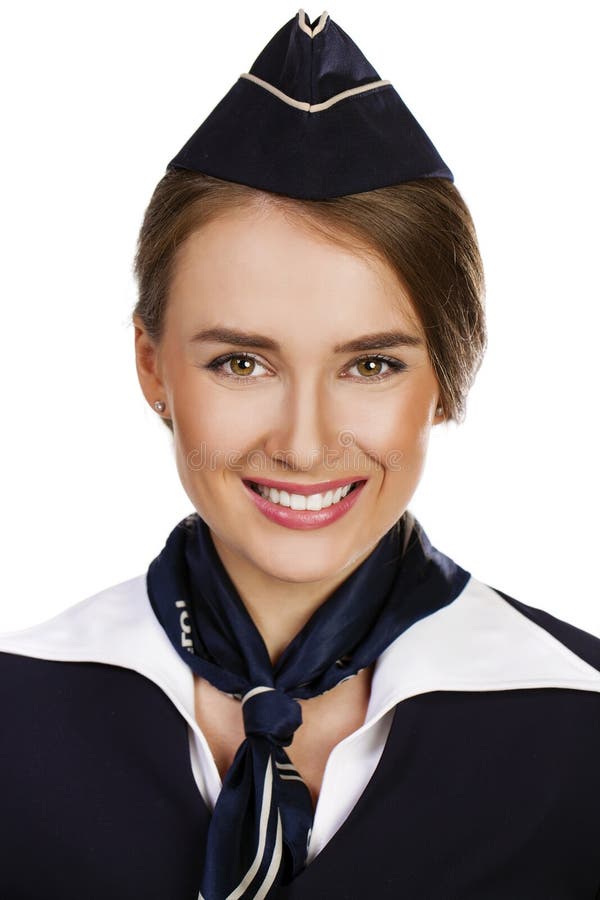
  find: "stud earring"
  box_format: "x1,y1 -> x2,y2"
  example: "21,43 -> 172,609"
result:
154,400 -> 166,413
435,404 -> 444,417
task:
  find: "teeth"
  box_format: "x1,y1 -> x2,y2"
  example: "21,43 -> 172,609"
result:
254,482 -> 356,510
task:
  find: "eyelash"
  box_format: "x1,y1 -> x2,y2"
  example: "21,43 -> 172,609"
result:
202,352 -> 407,383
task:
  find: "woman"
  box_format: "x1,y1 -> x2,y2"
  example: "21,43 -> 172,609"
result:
1,9 -> 600,900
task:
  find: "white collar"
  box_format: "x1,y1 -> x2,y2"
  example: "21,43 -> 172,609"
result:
0,572 -> 202,736
2,571 -> 600,728
368,574 -> 600,719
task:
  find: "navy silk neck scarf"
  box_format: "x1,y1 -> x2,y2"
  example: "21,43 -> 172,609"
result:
146,511 -> 470,899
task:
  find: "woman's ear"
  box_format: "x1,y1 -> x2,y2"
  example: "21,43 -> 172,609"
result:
133,315 -> 167,414
433,400 -> 445,424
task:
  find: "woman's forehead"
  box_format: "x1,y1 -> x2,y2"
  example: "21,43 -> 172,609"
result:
167,208 -> 421,335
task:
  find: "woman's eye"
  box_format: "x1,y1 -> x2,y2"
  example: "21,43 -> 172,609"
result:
345,355 -> 407,381
202,352 -> 406,382
205,353 -> 270,379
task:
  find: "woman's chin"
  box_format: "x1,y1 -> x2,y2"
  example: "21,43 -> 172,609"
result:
235,528 -> 381,586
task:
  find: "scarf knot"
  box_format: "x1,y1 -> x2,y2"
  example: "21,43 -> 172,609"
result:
242,685 -> 302,747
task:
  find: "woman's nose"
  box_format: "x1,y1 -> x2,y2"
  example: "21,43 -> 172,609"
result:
261,377 -> 345,473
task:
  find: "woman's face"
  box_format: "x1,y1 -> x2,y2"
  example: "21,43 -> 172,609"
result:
134,203 -> 443,585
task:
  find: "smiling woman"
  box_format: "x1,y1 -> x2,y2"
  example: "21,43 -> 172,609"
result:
132,186 -> 477,611
1,8 -> 600,900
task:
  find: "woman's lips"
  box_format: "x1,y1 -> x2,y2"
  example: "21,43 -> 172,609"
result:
242,478 -> 367,530
243,476 -> 363,495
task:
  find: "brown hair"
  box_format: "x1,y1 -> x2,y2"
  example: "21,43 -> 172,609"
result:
132,170 -> 486,431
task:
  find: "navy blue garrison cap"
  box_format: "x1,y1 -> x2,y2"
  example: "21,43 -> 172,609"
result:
166,8 -> 453,200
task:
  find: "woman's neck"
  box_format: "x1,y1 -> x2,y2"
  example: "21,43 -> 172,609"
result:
210,531 -> 374,666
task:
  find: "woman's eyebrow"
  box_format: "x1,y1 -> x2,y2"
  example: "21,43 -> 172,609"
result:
188,327 -> 423,352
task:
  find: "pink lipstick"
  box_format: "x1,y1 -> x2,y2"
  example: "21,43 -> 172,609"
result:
241,477 -> 367,530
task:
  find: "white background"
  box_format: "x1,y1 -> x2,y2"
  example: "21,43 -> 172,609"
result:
1,1 -> 598,633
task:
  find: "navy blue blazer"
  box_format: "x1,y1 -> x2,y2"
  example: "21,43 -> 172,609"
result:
1,572 -> 600,899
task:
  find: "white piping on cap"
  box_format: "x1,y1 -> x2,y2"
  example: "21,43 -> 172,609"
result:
238,71 -> 391,113
297,8 -> 329,38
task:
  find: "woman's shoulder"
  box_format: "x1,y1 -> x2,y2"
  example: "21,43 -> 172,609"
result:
0,571 -> 186,734
443,574 -> 600,684
379,573 -> 600,703
483,581 -> 600,673
0,572 -> 148,656
0,572 -> 156,689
